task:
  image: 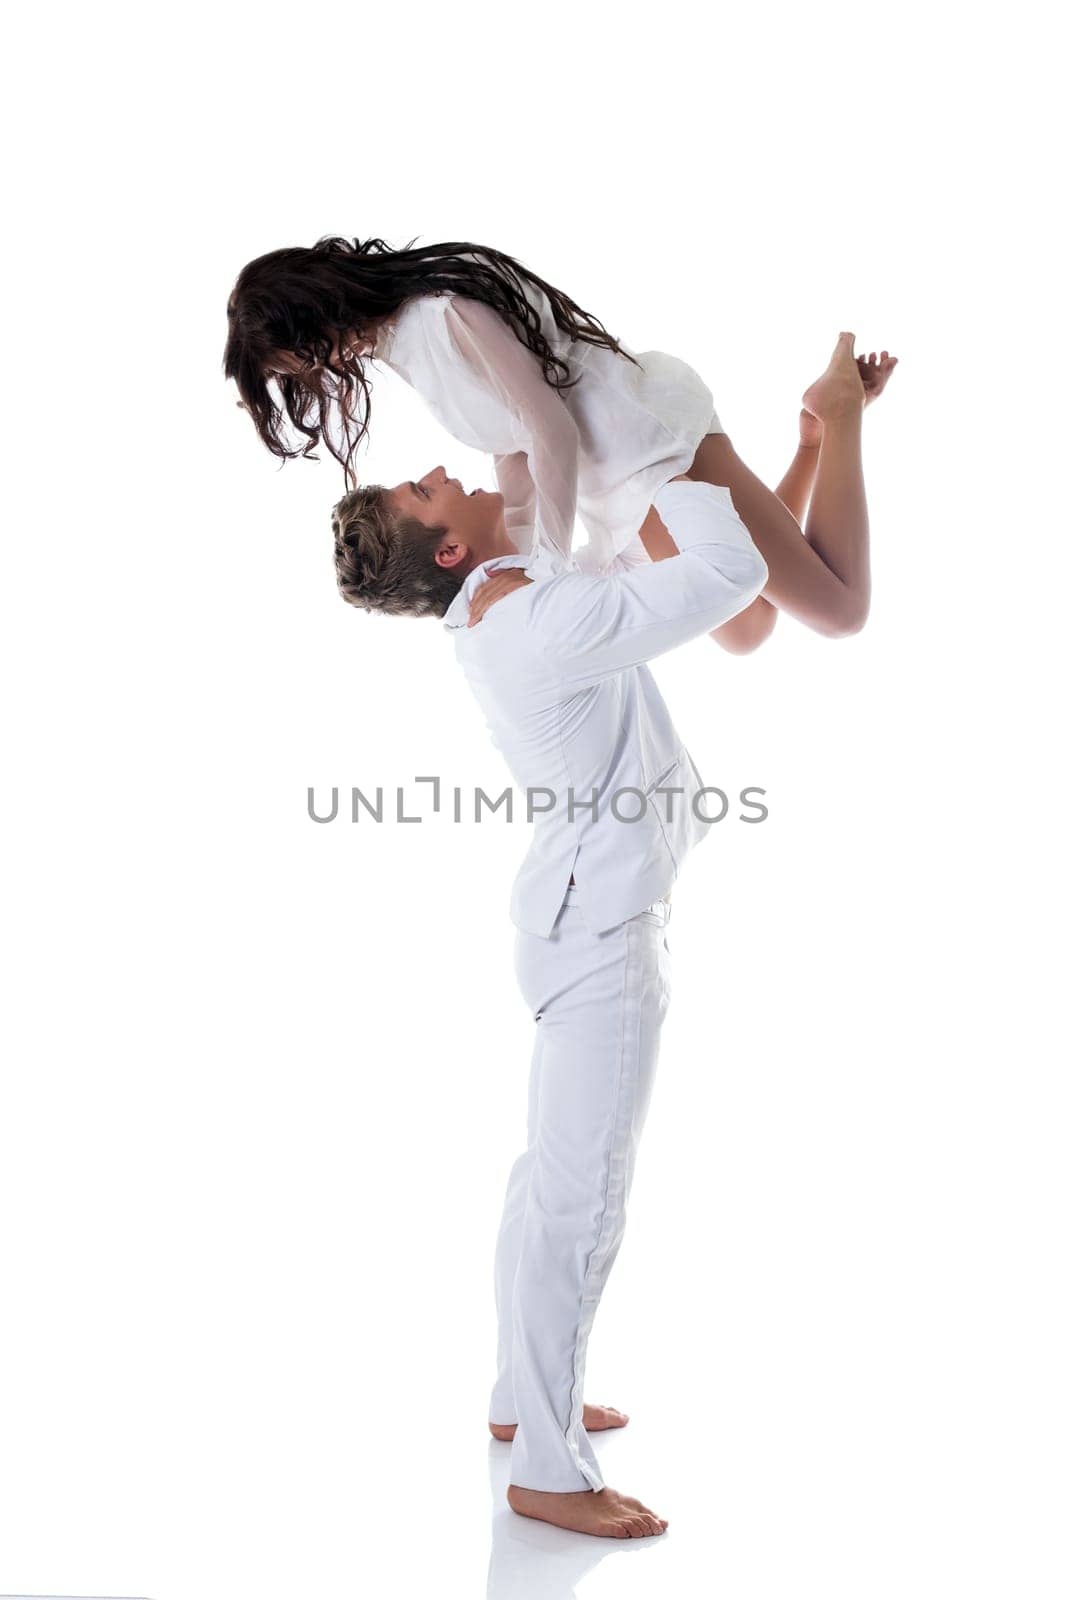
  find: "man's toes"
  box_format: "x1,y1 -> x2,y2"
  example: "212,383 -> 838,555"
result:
585,1403 -> 628,1431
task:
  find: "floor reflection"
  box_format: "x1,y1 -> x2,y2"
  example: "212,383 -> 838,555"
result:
485,1439 -> 660,1598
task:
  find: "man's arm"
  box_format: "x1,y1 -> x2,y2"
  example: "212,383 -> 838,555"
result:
523,480 -> 769,686
631,491 -> 779,656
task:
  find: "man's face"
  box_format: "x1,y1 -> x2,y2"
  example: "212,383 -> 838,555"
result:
383,467 -> 510,573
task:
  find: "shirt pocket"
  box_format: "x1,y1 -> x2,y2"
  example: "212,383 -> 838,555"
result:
644,756 -> 683,868
644,756 -> 681,796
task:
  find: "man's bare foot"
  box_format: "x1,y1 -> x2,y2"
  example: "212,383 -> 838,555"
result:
507,1482 -> 667,1539
800,339 -> 898,440
489,1403 -> 629,1443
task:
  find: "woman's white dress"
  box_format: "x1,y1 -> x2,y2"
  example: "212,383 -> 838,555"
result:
371,275 -> 724,574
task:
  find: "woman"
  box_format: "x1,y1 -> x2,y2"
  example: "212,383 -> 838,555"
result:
224,236 -> 897,652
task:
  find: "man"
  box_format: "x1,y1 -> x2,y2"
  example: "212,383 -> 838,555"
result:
331,468 -> 768,1538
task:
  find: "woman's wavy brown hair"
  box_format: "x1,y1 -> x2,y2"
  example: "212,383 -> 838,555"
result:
224,236 -> 642,489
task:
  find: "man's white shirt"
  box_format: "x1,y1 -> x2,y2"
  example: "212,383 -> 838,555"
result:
443,480 -> 769,936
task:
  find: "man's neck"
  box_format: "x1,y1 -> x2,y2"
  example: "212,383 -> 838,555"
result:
463,533 -> 518,577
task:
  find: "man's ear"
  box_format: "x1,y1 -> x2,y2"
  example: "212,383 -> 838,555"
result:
434,537 -> 469,571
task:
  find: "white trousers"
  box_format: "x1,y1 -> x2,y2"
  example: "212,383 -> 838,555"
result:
488,886 -> 673,1492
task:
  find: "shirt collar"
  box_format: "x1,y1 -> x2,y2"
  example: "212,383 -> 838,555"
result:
442,541 -> 570,631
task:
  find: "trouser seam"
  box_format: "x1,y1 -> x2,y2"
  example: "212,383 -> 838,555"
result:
562,917 -> 642,1488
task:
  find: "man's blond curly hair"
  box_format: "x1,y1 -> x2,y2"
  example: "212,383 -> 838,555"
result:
331,485 -> 463,619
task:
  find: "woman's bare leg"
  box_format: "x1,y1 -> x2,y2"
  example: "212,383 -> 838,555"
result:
692,431 -> 818,653
775,418 -> 822,523
696,333 -> 870,638
638,336 -> 896,648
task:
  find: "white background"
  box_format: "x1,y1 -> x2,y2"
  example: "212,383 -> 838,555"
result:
1,3 -> 1063,1597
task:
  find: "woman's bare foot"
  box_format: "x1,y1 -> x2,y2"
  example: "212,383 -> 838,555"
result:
507,1483 -> 668,1539
799,343 -> 898,443
857,348 -> 899,404
798,407 -> 823,448
801,331 -> 867,422
489,1402 -> 629,1443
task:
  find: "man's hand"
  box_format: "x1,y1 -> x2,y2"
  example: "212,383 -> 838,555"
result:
467,570 -> 534,627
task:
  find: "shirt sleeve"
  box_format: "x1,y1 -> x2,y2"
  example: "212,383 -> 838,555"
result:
591,530 -> 653,575
441,294 -> 581,563
525,480 -> 769,687
492,450 -> 537,556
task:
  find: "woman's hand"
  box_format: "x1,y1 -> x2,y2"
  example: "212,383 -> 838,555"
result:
467,570 -> 534,627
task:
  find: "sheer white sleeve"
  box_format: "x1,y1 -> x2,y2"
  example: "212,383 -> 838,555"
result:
441,294 -> 581,563
492,450 -> 537,556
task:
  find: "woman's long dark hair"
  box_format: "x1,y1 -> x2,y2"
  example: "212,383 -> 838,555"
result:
223,236 -> 642,488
